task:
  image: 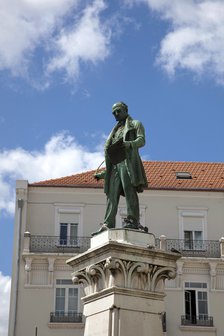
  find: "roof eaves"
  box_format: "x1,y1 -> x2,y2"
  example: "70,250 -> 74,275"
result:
28,184 -> 224,192
148,187 -> 224,192
28,183 -> 103,189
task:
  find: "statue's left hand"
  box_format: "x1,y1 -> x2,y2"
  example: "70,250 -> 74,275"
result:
123,141 -> 131,149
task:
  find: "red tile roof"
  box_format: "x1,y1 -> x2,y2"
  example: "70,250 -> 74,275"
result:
29,161 -> 224,191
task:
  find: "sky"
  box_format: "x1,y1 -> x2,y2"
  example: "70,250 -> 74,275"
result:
0,0 -> 224,334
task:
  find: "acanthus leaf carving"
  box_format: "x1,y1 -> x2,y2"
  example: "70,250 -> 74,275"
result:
71,258 -> 177,296
72,271 -> 93,296
127,262 -> 152,290
104,257 -> 127,287
86,263 -> 106,292
151,266 -> 177,292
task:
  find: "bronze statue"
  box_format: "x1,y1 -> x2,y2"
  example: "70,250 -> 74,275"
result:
94,102 -> 148,234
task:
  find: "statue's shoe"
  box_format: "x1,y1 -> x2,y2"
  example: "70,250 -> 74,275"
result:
123,222 -> 139,230
91,224 -> 108,237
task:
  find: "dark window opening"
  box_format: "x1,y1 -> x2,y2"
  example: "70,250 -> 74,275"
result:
60,224 -> 68,245
185,290 -> 197,324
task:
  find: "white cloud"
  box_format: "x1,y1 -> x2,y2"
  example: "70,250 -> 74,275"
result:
0,273 -> 11,336
125,0 -> 224,84
0,0 -> 75,76
0,132 -> 104,215
0,0 -> 111,85
47,0 -> 111,80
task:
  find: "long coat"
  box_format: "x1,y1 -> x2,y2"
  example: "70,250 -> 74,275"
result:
103,115 -> 148,196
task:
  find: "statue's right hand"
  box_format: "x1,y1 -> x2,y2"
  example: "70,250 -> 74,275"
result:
94,170 -> 106,180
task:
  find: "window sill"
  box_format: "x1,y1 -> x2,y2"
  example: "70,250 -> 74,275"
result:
179,325 -> 216,332
48,322 -> 85,329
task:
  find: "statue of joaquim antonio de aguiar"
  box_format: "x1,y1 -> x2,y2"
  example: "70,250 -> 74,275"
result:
93,101 -> 148,236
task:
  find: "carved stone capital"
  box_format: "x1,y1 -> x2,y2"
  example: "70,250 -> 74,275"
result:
71,256 -> 176,295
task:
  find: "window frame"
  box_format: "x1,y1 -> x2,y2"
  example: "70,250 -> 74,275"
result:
184,282 -> 209,322
178,207 -> 208,241
54,279 -> 80,316
54,204 -> 84,239
59,222 -> 78,246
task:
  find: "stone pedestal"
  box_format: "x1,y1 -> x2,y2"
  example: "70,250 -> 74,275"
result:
67,229 -> 180,336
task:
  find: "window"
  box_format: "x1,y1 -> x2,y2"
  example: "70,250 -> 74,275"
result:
59,223 -> 78,246
55,286 -> 78,314
184,230 -> 203,250
184,282 -> 208,324
178,207 -> 208,244
54,206 -> 84,246
54,279 -> 80,319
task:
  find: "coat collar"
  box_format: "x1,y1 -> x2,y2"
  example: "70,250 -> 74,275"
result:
105,115 -> 134,147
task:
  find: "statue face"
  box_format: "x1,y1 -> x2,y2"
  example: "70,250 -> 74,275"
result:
112,107 -> 128,122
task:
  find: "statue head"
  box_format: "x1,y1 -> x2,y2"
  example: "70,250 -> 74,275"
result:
112,102 -> 128,122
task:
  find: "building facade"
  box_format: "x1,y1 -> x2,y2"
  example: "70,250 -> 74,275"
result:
8,161 -> 224,336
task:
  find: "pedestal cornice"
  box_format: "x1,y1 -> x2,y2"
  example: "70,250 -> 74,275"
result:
67,230 -> 180,296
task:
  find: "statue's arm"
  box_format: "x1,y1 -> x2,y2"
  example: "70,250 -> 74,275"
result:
125,121 -> 146,149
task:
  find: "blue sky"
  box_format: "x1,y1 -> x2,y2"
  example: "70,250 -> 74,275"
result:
1,0 -> 224,334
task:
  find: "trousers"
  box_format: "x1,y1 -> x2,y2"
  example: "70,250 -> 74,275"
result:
104,161 -> 139,228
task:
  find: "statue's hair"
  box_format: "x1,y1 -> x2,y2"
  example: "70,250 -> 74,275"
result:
112,101 -> 128,112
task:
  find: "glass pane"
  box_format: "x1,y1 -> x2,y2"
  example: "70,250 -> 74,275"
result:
55,288 -> 65,312
70,224 -> 78,245
184,231 -> 192,240
198,292 -> 202,300
60,223 -> 67,245
194,231 -> 203,249
198,291 -> 208,318
56,279 -> 73,285
68,288 -> 78,312
184,231 -> 193,249
186,282 -> 207,289
195,231 -> 202,240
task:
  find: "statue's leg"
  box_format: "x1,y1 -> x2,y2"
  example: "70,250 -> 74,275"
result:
104,166 -> 122,228
118,162 -> 139,227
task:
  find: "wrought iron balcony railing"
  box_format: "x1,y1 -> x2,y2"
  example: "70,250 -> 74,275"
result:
50,312 -> 83,323
30,235 -> 90,253
181,315 -> 214,327
155,238 -> 220,258
168,239 -> 220,258
29,235 -> 220,257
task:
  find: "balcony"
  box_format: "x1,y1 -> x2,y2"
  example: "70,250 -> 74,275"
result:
181,315 -> 214,327
30,235 -> 91,253
156,238 -> 220,258
50,312 -> 83,323
28,235 -> 221,257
